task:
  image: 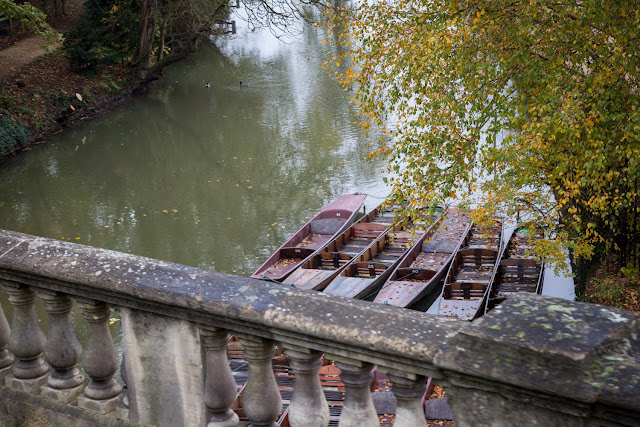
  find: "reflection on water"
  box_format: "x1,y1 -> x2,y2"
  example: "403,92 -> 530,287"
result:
0,19 -> 387,275
0,12 -> 388,344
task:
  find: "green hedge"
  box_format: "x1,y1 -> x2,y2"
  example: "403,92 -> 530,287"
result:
0,109 -> 29,156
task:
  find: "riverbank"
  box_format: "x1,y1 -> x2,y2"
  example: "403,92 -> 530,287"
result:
0,0 -> 138,162
0,0 -> 227,163
0,50 -> 135,161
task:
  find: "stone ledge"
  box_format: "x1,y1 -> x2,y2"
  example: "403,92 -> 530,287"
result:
78,393 -> 123,415
0,365 -> 11,380
41,383 -> 85,404
5,372 -> 49,393
0,384 -> 137,427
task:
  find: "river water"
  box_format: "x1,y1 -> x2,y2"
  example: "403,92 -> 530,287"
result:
0,11 -> 573,335
0,12 -> 389,335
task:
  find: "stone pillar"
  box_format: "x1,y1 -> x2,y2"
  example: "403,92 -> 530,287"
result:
0,300 -> 14,378
335,360 -> 378,427
284,345 -> 328,427
3,285 -> 49,392
387,373 -> 427,427
77,301 -> 122,414
40,293 -> 84,403
237,334 -> 282,427
120,308 -> 206,426
201,328 -> 239,427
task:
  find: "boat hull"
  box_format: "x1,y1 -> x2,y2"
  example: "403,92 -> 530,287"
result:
374,208 -> 471,308
251,193 -> 367,282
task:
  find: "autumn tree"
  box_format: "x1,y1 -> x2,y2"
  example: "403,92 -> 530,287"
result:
328,0 -> 640,275
0,0 -> 57,43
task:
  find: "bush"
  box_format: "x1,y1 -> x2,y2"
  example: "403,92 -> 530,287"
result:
64,0 -> 141,70
0,109 -> 29,156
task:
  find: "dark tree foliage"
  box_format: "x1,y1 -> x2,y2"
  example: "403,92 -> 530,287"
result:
64,0 -> 141,70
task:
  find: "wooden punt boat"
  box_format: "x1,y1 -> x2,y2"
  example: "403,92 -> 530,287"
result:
374,207 -> 471,308
437,220 -> 503,321
485,228 -> 545,312
251,193 -> 367,282
323,208 -> 444,300
282,203 -> 396,291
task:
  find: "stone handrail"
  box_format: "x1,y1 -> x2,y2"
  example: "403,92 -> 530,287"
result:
0,228 -> 638,426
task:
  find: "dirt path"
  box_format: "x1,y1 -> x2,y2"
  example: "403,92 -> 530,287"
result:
0,36 -> 61,82
0,0 -> 82,84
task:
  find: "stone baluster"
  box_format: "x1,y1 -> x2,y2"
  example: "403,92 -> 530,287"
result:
201,328 -> 239,427
0,300 -> 15,377
40,293 -> 84,403
284,345 -> 328,427
3,285 -> 49,392
237,334 -> 282,426
77,301 -> 122,414
387,373 -> 428,427
335,360 -> 378,427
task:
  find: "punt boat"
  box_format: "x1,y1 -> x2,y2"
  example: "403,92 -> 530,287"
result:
485,227 -> 545,313
437,220 -> 503,321
251,193 -> 367,282
323,207 -> 444,300
282,203 -> 396,291
374,207 -> 471,308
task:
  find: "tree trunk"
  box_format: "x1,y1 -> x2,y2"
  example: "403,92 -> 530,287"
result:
136,0 -> 157,81
158,14 -> 169,61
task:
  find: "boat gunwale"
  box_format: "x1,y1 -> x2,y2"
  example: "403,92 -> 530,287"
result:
374,207 -> 472,307
250,193 -> 367,281
437,219 -> 504,320
484,228 -> 546,312
324,208 -> 447,300
283,203 -> 397,290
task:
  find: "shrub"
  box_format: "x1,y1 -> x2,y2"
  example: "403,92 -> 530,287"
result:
0,109 -> 29,156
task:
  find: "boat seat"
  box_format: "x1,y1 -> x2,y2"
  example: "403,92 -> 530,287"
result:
318,252 -> 352,269
351,262 -> 388,278
280,247 -> 316,259
394,267 -> 436,281
309,219 -> 346,235
443,282 -> 487,300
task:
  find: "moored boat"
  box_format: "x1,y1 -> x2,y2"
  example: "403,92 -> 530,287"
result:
323,207 -> 444,300
437,220 -> 503,321
374,207 -> 471,308
251,193 -> 367,282
485,227 -> 544,312
282,203 -> 396,291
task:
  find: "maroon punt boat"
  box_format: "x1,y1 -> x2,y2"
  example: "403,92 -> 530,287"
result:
437,219 -> 503,321
251,193 -> 367,282
282,202 -> 396,291
322,207 -> 445,300
485,227 -> 545,313
374,207 -> 471,308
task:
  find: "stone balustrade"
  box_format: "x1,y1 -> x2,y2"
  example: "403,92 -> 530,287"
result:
0,228 -> 638,426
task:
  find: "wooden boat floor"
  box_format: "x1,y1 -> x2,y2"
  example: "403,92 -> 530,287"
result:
412,252 -> 450,268
456,267 -> 494,283
285,269 -> 336,290
325,276 -> 377,298
295,233 -> 333,251
439,298 -> 483,321
496,283 -> 538,296
264,257 -> 306,278
376,279 -> 436,306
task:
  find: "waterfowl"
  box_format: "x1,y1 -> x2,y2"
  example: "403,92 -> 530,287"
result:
239,81 -> 249,86
205,82 -> 211,88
